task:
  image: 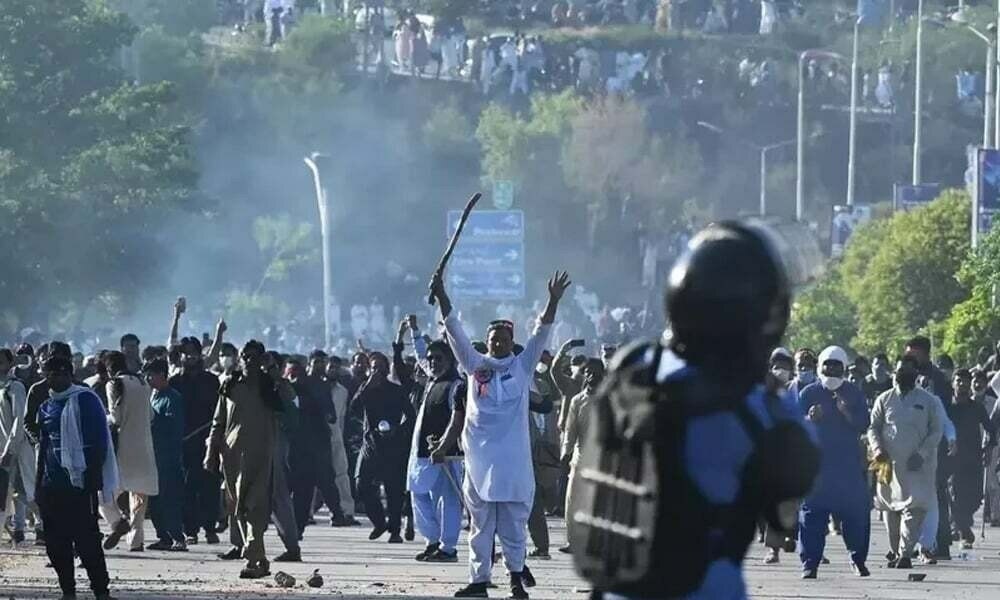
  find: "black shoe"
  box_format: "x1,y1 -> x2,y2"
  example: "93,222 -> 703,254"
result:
388,532 -> 404,544
425,548 -> 459,563
521,565 -> 536,588
239,559 -> 270,579
557,545 -> 572,554
274,550 -> 302,562
146,540 -> 172,551
416,543 -> 440,561
885,550 -> 898,562
782,538 -> 796,552
186,535 -> 198,545
852,563 -> 870,577
218,546 -> 242,560
820,556 -> 830,564
331,515 -> 360,527
527,548 -> 551,560
893,557 -> 913,569
103,520 -> 131,550
369,525 -> 388,541
11,530 -> 25,544
801,568 -> 817,579
919,549 -> 937,565
205,531 -> 220,544
405,522 -> 416,541
453,582 -> 489,598
509,574 -> 529,599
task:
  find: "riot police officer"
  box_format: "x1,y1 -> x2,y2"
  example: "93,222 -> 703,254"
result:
569,222 -> 819,600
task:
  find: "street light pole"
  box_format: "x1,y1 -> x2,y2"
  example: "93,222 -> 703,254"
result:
797,52 -> 806,220
913,0 -> 924,185
304,153 -> 334,350
996,0 -> 1000,146
847,18 -> 861,206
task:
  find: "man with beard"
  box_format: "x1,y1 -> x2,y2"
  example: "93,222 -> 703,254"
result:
431,270 -> 571,600
205,340 -> 281,579
169,335 -> 223,545
352,351 -> 415,543
797,346 -> 871,579
946,369 -> 996,548
144,359 -> 187,552
868,356 -> 944,569
407,338 -> 466,563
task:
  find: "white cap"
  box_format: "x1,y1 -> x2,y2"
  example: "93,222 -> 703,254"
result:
818,346 -> 849,367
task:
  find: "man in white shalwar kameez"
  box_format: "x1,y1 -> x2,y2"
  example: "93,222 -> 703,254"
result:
1,350 -> 36,542
430,270 -> 572,600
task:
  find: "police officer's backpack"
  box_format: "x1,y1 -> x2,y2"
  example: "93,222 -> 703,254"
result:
569,344 -> 818,597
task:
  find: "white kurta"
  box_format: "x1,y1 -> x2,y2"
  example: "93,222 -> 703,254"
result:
443,314 -> 550,504
0,377 -> 35,502
107,374 -> 159,496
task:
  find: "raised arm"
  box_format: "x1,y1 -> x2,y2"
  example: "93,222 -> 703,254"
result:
409,314 -> 430,376
430,274 -> 483,374
168,297 -> 184,348
518,271 -> 570,375
205,318 -> 227,369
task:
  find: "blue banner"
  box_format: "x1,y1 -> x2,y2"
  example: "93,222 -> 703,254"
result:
447,210 -> 525,300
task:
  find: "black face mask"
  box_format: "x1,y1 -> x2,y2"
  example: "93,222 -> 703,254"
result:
895,365 -> 918,393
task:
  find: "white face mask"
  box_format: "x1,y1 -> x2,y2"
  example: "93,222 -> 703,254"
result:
220,356 -> 236,372
819,374 -> 844,391
535,363 -> 549,375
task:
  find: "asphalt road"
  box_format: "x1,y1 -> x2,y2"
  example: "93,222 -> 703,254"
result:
3,511 -> 1000,599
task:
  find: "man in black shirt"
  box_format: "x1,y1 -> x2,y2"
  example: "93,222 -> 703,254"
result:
169,337 -> 222,545
351,351 -> 416,543
288,354 -> 346,537
947,369 -> 996,548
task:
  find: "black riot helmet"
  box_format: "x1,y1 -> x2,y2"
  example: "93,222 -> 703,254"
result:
665,222 -> 790,384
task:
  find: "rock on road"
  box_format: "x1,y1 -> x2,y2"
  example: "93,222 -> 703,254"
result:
3,513 -> 1000,599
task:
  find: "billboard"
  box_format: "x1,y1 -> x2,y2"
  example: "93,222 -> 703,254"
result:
977,148 -> 1000,239
893,183 -> 941,211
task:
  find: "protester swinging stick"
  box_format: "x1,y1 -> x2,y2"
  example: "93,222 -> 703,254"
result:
427,192 -> 481,306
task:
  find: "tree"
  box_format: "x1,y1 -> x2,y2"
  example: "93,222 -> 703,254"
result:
851,191 -> 970,354
786,269 -> 858,354
0,1 -> 201,330
941,225 -> 1000,364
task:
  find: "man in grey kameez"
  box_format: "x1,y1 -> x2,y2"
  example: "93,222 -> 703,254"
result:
868,357 -> 944,569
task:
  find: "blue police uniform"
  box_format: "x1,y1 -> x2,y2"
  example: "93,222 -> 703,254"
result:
605,347 -> 814,600
796,381 -> 871,571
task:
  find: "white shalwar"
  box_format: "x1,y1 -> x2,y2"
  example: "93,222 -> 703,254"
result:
443,314 -> 550,583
